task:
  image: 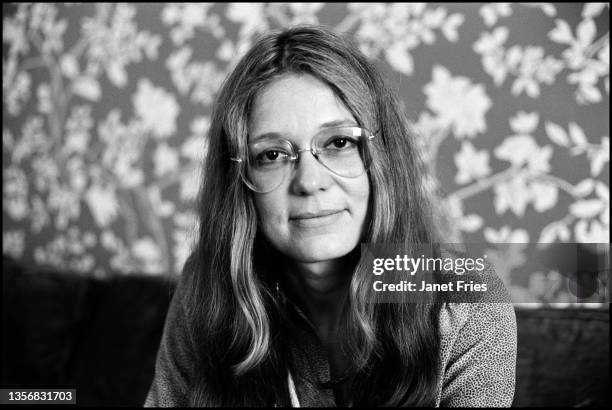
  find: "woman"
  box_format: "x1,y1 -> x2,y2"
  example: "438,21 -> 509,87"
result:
145,25 -> 516,407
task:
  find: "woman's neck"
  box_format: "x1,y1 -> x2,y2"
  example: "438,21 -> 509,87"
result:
280,252 -> 357,342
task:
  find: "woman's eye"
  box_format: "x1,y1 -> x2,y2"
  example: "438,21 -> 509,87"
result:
255,149 -> 288,163
327,137 -> 357,150
265,151 -> 280,160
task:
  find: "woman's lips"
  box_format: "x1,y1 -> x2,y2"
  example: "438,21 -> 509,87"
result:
289,210 -> 345,228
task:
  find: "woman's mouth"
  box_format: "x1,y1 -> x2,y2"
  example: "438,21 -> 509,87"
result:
289,209 -> 345,228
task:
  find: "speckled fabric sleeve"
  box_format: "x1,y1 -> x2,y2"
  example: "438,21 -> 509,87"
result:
434,263 -> 518,407
143,282 -> 194,407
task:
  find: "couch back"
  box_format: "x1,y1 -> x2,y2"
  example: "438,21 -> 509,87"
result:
2,257 -> 609,406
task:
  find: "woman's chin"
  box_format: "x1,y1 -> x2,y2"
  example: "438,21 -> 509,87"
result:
283,239 -> 358,263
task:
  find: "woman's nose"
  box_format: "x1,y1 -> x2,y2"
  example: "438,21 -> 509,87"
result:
290,150 -> 333,195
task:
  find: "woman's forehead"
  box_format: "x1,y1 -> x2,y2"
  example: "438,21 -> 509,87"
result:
248,73 -> 356,142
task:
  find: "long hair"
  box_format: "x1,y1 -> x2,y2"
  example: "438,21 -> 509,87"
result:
182,25 -> 443,406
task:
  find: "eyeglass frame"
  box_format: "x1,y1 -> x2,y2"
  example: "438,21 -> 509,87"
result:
230,125 -> 377,193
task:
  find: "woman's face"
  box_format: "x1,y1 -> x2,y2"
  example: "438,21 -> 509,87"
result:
248,73 -> 370,265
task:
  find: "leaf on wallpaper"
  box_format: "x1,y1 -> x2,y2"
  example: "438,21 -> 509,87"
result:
587,149 -> 608,178
385,43 -> 414,75
3,128 -> 14,151
148,186 -> 174,218
538,221 -> 571,243
568,122 -> 589,148
549,19 -> 574,44
72,76 -> 101,101
576,18 -> 597,48
3,230 -> 25,259
107,61 -> 128,88
575,219 -> 608,243
569,199 -> 606,219
595,181 -> 609,201
60,54 -> 79,79
31,194 -> 50,234
454,141 -> 491,185
153,142 -> 180,177
484,225 -> 530,243
36,84 -> 52,114
460,214 -> 483,233
84,184 -> 119,227
573,178 -> 596,197
180,166 -> 201,201
479,3 -> 512,27
131,236 -> 164,275
545,121 -> 570,147
583,3 -> 608,19
509,111 -> 539,134
529,181 -> 558,212
3,166 -> 29,221
441,13 -> 464,42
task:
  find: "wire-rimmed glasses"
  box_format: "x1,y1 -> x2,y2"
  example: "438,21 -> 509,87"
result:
230,126 -> 376,193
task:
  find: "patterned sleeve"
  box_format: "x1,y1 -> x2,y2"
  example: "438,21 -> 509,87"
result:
144,281 -> 195,407
438,302 -> 517,407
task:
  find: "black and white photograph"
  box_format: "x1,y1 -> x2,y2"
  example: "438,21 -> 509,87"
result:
2,3 -> 609,407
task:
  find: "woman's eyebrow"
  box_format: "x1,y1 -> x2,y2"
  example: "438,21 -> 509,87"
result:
319,118 -> 358,128
250,119 -> 358,142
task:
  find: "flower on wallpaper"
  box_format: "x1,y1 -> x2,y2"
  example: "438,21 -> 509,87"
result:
454,141 -> 491,184
148,186 -> 175,218
82,4 -> 161,88
285,3 -> 324,25
84,183 -> 119,228
131,237 -> 164,275
12,116 -> 48,163
30,195 -> 49,234
133,79 -> 179,139
153,142 -> 180,177
166,47 -> 227,105
47,184 -> 81,230
98,110 -> 146,188
3,7 -> 29,56
484,225 -> 530,243
587,136 -> 609,177
64,105 -> 93,156
509,45 -> 564,98
494,176 -> 531,217
72,76 -> 101,101
549,10 -> 609,104
3,69 -> 31,117
161,3 -> 222,46
538,220 -> 571,243
494,135 -> 553,174
479,3 -> 512,27
3,166 -> 29,221
36,84 -> 52,113
423,65 -> 491,139
3,230 -> 25,259
349,3 -> 463,74
226,3 -> 269,38
473,27 -> 509,86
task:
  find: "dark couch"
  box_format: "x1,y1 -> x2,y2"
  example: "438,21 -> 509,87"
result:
2,256 -> 609,406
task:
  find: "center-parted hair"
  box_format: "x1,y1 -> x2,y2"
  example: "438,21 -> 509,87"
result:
181,25 -> 443,406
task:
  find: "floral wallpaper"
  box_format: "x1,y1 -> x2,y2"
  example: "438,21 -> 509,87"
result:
2,3 -> 609,305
